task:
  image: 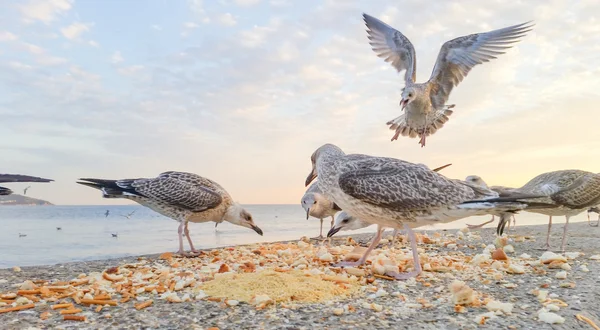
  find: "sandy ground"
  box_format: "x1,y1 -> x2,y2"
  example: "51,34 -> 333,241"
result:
1,221 -> 599,330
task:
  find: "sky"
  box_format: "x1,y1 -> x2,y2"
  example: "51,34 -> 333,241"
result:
1,0 -> 599,205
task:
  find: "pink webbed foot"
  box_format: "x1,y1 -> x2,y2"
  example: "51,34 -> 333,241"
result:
419,135 -> 426,147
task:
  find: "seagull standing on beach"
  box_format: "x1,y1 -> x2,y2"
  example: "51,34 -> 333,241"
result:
362,13 -> 533,147
328,163 -> 454,243
301,182 -> 342,238
0,174 -> 53,196
78,171 -> 263,256
306,144 -> 538,280
588,207 -> 600,227
463,176 -> 517,230
493,170 -> 600,252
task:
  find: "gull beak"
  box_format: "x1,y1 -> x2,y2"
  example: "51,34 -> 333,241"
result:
305,168 -> 317,187
400,99 -> 408,110
251,224 -> 263,236
327,225 -> 342,238
306,208 -> 310,220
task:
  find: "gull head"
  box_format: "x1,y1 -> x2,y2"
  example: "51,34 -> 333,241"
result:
465,175 -> 489,189
224,203 -> 263,236
301,194 -> 317,219
589,206 -> 600,214
305,144 -> 345,187
400,86 -> 418,110
327,211 -> 371,237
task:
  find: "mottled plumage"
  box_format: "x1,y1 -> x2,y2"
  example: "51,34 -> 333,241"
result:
301,181 -> 341,238
493,170 -> 600,251
0,174 -> 53,196
78,171 -> 263,255
363,13 -> 533,147
306,144 -> 537,279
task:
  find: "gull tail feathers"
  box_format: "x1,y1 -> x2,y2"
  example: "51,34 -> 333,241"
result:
77,178 -> 142,199
386,105 -> 454,142
0,186 -> 13,195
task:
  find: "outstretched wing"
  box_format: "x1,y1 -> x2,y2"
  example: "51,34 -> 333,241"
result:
123,172 -> 223,212
363,13 -> 416,84
428,21 -> 533,109
338,156 -> 476,211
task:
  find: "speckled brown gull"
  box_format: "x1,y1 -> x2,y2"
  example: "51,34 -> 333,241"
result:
301,181 -> 342,238
463,176 -> 517,230
492,170 -> 600,252
363,13 -> 533,147
77,171 -> 263,256
0,174 -> 54,196
327,163 -> 454,243
305,144 -> 539,280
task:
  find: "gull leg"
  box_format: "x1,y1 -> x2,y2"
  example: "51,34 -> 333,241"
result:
184,222 -> 199,254
390,228 -> 399,247
560,216 -> 571,253
386,224 -> 422,280
177,221 -> 187,256
588,213 -> 599,227
537,216 -> 553,251
467,216 -> 495,229
330,216 -> 334,229
419,134 -> 426,148
311,219 -> 325,240
333,226 -> 384,268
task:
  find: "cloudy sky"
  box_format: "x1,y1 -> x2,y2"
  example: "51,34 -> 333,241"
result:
1,0 -> 599,205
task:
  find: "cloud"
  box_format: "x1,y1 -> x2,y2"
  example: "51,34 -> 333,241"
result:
110,51 -> 124,64
20,42 -> 45,55
151,25 -> 163,31
60,22 -> 93,40
0,31 -> 18,42
88,40 -> 100,47
218,13 -> 237,26
235,0 -> 261,6
19,0 -> 73,24
2,0 -> 600,206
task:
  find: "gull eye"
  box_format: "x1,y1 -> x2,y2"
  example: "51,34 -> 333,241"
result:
408,93 -> 413,97
342,219 -> 349,223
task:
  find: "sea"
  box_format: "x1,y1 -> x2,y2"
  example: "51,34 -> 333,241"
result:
0,205 -> 593,268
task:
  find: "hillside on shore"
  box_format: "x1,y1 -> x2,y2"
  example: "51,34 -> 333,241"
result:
0,194 -> 53,206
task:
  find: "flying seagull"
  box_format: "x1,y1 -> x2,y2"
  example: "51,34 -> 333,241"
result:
362,13 -> 533,147
0,174 -> 53,196
23,186 -> 31,195
105,210 -> 110,217
307,144 -> 540,280
77,171 -> 263,256
121,210 -> 136,219
301,181 -> 342,239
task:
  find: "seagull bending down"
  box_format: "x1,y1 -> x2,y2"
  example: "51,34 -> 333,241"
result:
363,13 -> 533,147
78,171 -> 263,256
301,181 -> 342,238
306,144 -> 540,280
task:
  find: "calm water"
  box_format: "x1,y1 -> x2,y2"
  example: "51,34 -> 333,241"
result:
0,205 -> 591,268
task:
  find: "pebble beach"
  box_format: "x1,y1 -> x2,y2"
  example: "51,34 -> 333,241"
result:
1,222 -> 599,330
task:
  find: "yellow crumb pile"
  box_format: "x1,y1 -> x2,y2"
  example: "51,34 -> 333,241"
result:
201,270 -> 359,303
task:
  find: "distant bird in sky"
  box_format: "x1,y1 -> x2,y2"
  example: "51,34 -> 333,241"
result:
23,186 -> 31,195
111,232 -> 118,238
56,227 -> 62,231
362,13 -> 533,147
0,174 -> 53,196
18,233 -> 26,237
121,210 -> 136,219
105,210 -> 110,217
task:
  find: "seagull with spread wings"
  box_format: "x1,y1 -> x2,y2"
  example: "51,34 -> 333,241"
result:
363,13 -> 533,147
78,171 -> 263,256
0,174 -> 53,196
